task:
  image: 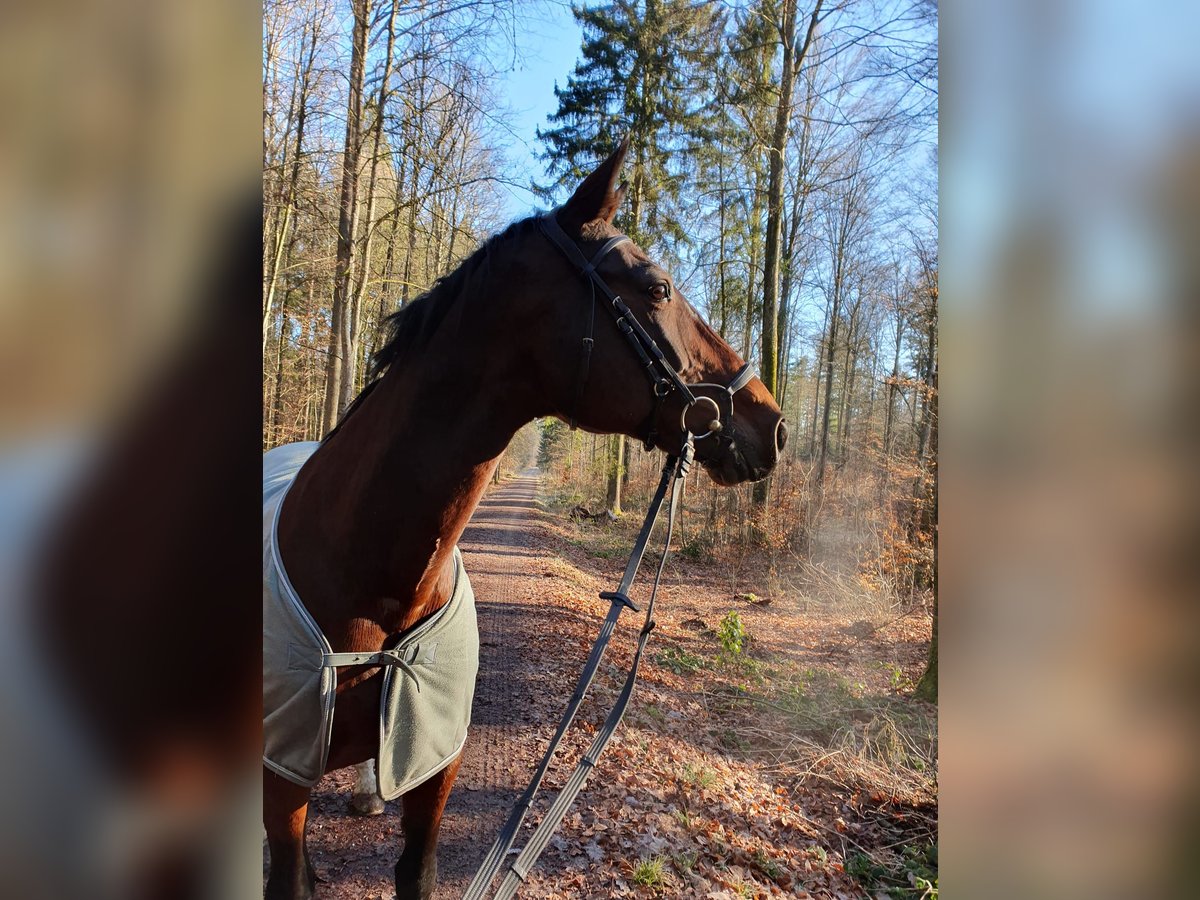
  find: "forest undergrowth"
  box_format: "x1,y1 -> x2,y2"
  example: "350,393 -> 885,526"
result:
521,470 -> 938,899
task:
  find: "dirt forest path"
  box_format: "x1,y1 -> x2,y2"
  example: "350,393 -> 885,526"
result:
304,468 -> 556,900
433,468 -> 549,897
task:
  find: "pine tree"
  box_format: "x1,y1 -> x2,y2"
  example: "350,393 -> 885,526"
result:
539,1 -> 721,515
536,0 -> 722,251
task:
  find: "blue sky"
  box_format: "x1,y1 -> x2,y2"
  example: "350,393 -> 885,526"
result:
488,4 -> 584,218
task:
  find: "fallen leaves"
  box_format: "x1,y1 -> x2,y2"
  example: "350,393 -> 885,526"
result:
502,509 -> 938,898
298,484 -> 937,899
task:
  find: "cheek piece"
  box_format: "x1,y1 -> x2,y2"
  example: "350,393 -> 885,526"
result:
538,212 -> 755,454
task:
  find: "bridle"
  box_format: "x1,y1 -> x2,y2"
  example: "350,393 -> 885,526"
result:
463,216 -> 760,900
537,213 -> 756,454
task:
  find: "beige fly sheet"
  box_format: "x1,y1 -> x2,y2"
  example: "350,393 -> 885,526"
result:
263,443 -> 479,799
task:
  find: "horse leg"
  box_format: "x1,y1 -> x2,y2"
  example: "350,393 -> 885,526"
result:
264,769 -> 316,900
349,759 -> 386,816
394,754 -> 462,900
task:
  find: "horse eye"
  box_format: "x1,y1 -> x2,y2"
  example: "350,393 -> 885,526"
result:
649,283 -> 670,302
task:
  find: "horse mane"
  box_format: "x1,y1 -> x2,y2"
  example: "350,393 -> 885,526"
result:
369,215 -> 539,380
324,215 -> 540,441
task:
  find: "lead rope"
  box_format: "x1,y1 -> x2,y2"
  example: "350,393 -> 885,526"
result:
492,442 -> 692,899
462,437 -> 695,900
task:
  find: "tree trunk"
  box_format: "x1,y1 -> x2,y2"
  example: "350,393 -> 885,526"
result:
778,259 -> 793,409
883,307 -> 904,460
300,281 -> 316,440
606,434 -> 624,515
629,163 -> 644,249
444,127 -> 468,267
373,139 -> 408,355
754,0 -> 821,509
321,0 -> 371,435
263,17 -> 319,357
839,303 -> 860,458
914,335 -> 938,699
717,156 -> 729,337
400,61 -> 426,307
270,297 -> 290,445
341,0 -> 398,411
816,168 -> 853,493
759,0 -> 801,406
815,281 -> 840,493
808,298 -> 829,456
742,170 -> 761,363
914,584 -> 937,701
263,204 -> 290,355
752,0 -> 798,511
909,283 -> 938,559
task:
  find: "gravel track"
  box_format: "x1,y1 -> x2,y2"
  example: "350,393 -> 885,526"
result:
433,469 -> 546,897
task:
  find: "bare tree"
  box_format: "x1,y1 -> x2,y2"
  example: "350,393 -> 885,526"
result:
321,0 -> 371,436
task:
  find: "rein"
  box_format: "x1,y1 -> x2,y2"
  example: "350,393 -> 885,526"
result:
463,213 -> 756,899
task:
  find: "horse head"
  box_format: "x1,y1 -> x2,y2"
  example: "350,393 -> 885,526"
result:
523,139 -> 787,485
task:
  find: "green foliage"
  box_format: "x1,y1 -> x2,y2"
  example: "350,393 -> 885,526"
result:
535,0 -> 724,250
632,855 -> 666,887
564,523 -> 630,559
770,667 -> 863,742
715,665 -> 938,792
654,645 -> 707,675
882,661 -> 914,692
753,847 -> 783,881
845,852 -> 889,885
569,537 -> 626,560
806,845 -> 828,868
679,762 -> 716,789
671,807 -> 694,830
717,609 -> 746,657
846,842 -> 938,899
679,533 -> 712,561
672,849 -> 698,873
537,417 -> 568,469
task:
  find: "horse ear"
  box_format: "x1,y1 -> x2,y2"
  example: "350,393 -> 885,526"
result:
559,137 -> 629,231
605,180 -> 629,221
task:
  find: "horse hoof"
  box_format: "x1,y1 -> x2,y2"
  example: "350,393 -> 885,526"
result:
349,792 -> 385,816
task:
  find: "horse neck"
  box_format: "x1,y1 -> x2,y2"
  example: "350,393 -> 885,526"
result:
276,314 -> 533,648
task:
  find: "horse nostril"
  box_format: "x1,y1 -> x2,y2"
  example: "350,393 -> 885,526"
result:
775,418 -> 788,453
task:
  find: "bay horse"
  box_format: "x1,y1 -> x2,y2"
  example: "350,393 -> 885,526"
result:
264,139 -> 787,900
